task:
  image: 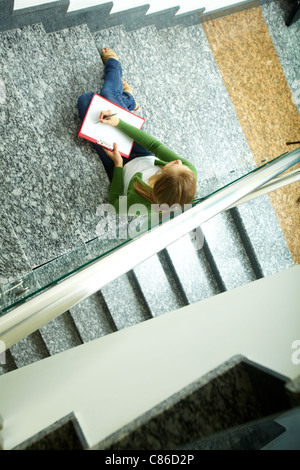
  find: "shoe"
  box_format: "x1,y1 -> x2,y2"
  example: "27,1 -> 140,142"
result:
122,80 -> 140,111
100,48 -> 119,64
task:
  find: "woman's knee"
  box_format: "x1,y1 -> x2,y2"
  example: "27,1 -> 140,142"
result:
99,89 -> 122,104
77,92 -> 94,120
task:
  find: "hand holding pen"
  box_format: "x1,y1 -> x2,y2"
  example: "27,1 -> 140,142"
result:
98,110 -> 120,127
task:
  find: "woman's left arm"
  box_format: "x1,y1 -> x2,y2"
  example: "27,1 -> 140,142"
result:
117,120 -> 197,178
98,112 -> 197,178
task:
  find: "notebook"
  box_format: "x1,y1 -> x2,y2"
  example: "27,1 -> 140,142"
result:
78,94 -> 145,158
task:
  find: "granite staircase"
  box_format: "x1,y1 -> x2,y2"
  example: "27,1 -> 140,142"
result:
0,5 -> 295,375
10,356 -> 300,450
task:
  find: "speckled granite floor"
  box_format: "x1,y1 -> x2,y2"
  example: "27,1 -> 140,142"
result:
0,1 -> 297,356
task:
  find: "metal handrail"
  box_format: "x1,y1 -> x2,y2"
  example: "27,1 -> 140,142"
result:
0,147 -> 299,350
227,167 -> 300,208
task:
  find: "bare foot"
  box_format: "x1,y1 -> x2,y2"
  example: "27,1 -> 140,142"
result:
100,48 -> 118,64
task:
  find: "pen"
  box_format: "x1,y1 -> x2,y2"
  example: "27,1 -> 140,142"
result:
104,113 -> 117,120
95,113 -> 117,124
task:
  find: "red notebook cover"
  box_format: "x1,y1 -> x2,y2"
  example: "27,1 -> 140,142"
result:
78,94 -> 145,158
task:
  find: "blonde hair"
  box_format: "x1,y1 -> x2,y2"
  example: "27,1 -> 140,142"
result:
134,166 -> 197,207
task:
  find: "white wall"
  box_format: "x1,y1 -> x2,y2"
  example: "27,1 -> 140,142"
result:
13,0 -> 252,15
0,264 -> 299,450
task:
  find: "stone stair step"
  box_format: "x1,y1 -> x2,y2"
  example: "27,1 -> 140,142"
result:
133,254 -> 186,317
229,198 -> 295,277
201,211 -> 257,291
165,233 -> 220,304
69,293 -> 117,343
39,311 -> 84,356
101,273 -> 152,330
9,331 -> 50,368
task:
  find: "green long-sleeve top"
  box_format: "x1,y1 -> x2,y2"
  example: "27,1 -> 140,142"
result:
109,119 -> 197,216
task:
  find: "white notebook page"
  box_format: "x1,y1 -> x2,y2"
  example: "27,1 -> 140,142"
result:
79,94 -> 144,156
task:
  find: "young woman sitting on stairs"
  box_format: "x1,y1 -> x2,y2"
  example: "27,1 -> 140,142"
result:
77,48 -> 197,225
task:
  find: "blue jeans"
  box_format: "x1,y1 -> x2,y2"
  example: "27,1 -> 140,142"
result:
77,58 -> 153,181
